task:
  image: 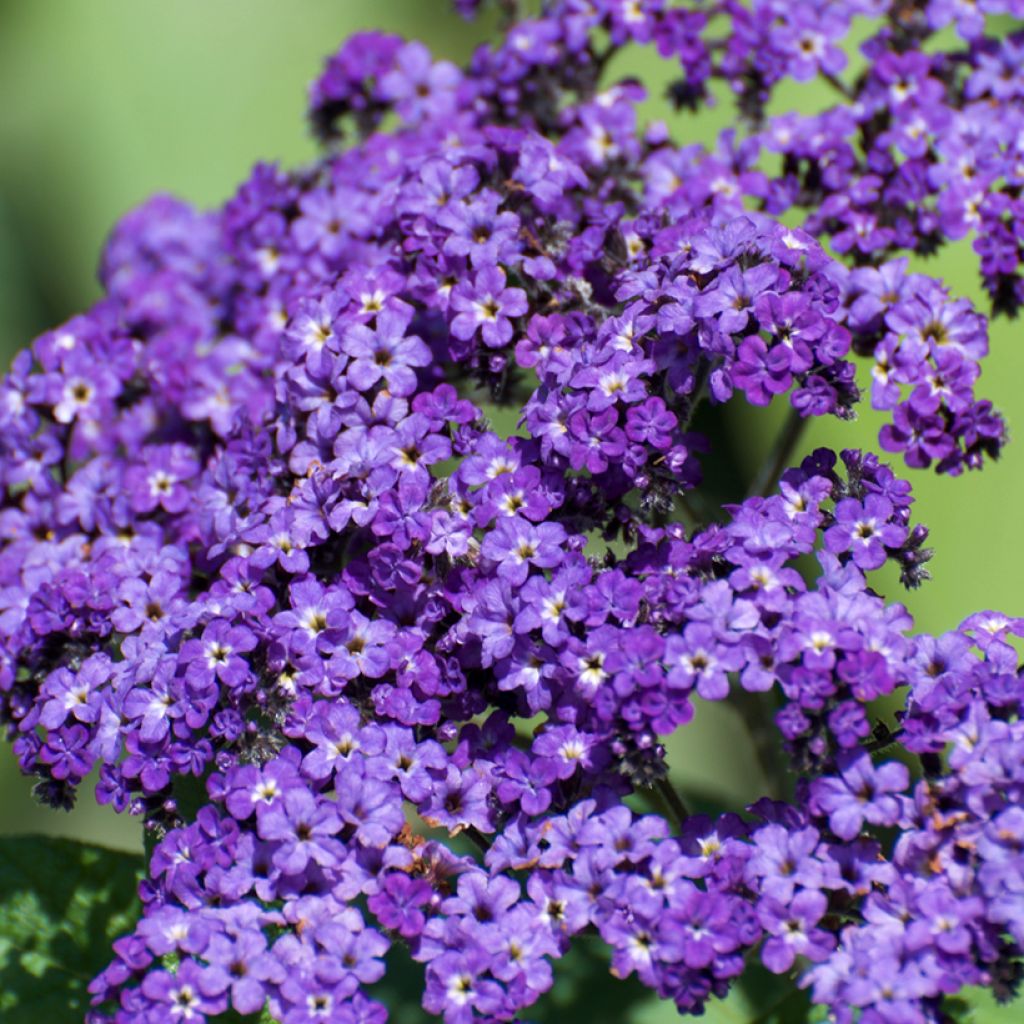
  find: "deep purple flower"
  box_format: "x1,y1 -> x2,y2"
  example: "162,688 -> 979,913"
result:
824,495 -> 907,570
368,872 -> 434,938
567,407 -> 628,474
450,266 -> 528,349
125,444 -> 199,515
811,753 -> 909,841
38,654 -> 109,729
480,518 -> 567,585
758,890 -> 834,973
140,958 -> 228,1020
4,6 -> 1024,1024
379,41 -> 461,124
341,306 -> 431,397
202,930 -> 286,1015
257,787 -> 344,874
422,950 -> 504,1023
182,619 -> 257,692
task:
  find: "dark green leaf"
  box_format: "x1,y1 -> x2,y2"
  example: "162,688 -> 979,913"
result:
0,835 -> 144,1024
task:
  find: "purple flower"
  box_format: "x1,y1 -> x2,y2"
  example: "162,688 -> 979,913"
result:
5,5 -> 1024,1022
731,336 -> 794,406
182,619 -> 257,692
335,771 -> 404,848
694,263 -> 779,335
388,415 -> 452,476
824,495 -> 907,570
272,576 -> 353,658
567,407 -> 628,474
811,753 -> 909,841
49,352 -> 121,425
38,654 -> 109,729
328,612 -> 397,683
450,266 -> 528,349
665,624 -> 743,701
439,190 -> 522,269
244,508 -> 311,575
625,396 -> 677,448
301,702 -> 385,780
257,787 -> 344,874
39,724 -> 93,781
571,351 -> 653,411
202,929 -> 286,1015
314,913 -> 390,985
140,958 -> 228,1020
110,572 -> 185,634
342,306 -> 431,397
422,765 -> 494,834
379,41 -> 461,123
292,185 -> 369,258
422,951 -> 504,1023
368,872 -> 434,938
123,668 -> 188,745
223,756 -> 304,821
905,881 -> 984,956
125,444 -> 199,515
745,823 -> 830,904
771,6 -> 848,82
481,518 -> 566,585
758,890 -> 834,973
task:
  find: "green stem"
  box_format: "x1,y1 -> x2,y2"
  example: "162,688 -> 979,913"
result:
863,724 -> 904,754
820,69 -> 854,101
464,826 -> 492,854
655,776 -> 691,831
746,405 -> 808,499
730,688 -> 791,801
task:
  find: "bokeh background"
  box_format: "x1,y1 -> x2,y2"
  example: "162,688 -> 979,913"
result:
0,2 -> 1020,1018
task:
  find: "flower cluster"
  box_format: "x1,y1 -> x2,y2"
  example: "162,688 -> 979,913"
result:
1,1 -> 1022,1023
736,3 -> 1024,318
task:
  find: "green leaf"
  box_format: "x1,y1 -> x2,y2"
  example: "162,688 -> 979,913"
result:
0,835 -> 144,1023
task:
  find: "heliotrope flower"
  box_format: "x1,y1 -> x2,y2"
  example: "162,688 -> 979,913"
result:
4,2 -> 1024,1023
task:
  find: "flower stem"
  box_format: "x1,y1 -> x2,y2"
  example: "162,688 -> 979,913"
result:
464,827 -> 492,854
655,776 -> 691,831
863,724 -> 904,754
731,688 -> 791,801
746,404 -> 808,499
820,69 -> 855,101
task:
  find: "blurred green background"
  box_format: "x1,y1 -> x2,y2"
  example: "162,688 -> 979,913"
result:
0,3 -> 1019,1018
